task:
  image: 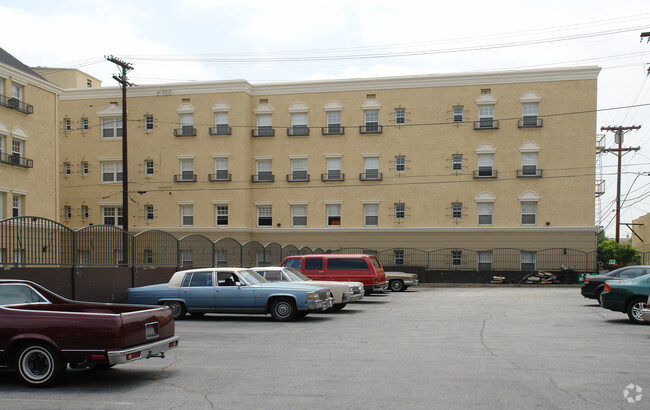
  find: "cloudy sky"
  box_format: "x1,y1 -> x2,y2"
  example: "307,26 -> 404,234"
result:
2,0 -> 650,239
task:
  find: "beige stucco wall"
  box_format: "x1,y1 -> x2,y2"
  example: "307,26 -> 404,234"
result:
33,67 -> 101,89
56,67 -> 599,252
631,213 -> 650,254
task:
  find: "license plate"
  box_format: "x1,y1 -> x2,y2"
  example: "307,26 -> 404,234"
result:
145,322 -> 159,339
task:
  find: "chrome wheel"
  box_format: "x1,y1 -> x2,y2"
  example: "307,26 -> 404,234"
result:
270,299 -> 297,321
627,297 -> 647,325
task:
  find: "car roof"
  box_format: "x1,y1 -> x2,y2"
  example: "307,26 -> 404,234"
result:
285,254 -> 374,259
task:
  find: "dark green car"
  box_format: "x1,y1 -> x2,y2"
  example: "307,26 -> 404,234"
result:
600,273 -> 650,324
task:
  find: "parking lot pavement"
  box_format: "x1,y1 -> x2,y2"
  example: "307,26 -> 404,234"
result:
1,287 -> 649,409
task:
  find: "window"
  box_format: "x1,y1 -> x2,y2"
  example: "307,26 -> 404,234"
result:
477,154 -> 494,177
326,111 -> 342,134
478,105 -> 494,128
101,161 -> 123,183
363,156 -> 380,180
395,203 -> 405,220
452,203 -> 462,219
87,79 -> 92,88
395,156 -> 405,172
215,250 -> 228,267
64,119 -> 71,132
63,162 -> 71,175
257,206 -> 272,227
521,152 -> 538,176
144,249 -> 153,264
12,84 -> 23,101
256,114 -> 273,136
12,139 -> 23,161
364,110 -> 379,132
81,161 -> 89,175
327,204 -> 341,226
145,115 -> 154,130
478,203 -> 493,225
452,155 -> 463,171
395,108 -> 405,125
521,251 -> 536,271
256,159 -> 273,182
101,118 -> 122,138
181,250 -> 193,267
214,157 -> 229,181
394,249 -> 405,265
179,114 -> 194,136
290,113 -> 308,136
453,106 -> 464,122
325,157 -> 342,181
452,251 -> 462,267
478,251 -> 492,271
292,205 -> 307,227
181,204 -> 194,226
364,204 -> 379,226
77,250 -> 89,265
179,159 -> 194,181
290,158 -> 308,181
521,202 -> 537,225
522,103 -> 539,126
81,205 -> 89,219
63,205 -> 71,219
210,112 -> 229,135
257,250 -> 272,267
82,118 -> 89,131
216,205 -> 228,226
145,205 -> 154,221
102,207 -> 123,226
145,160 -> 154,176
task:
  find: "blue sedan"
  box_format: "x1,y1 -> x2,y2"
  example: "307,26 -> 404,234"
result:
126,268 -> 333,321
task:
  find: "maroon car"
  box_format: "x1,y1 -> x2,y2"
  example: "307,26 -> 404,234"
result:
0,279 -> 179,387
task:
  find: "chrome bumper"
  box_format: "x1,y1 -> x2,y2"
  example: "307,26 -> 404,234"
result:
107,335 -> 179,365
404,279 -> 419,287
307,297 -> 333,311
642,308 -> 650,322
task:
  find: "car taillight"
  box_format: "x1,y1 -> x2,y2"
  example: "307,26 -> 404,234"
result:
126,352 -> 141,361
604,282 -> 611,292
584,278 -> 589,284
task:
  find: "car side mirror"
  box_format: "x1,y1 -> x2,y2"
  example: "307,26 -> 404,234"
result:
236,282 -> 242,288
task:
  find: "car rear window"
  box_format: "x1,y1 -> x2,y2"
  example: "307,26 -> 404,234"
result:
369,257 -> 381,269
327,258 -> 369,270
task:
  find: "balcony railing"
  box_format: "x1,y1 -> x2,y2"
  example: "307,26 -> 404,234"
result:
596,180 -> 605,196
174,127 -> 197,137
286,173 -> 310,182
517,168 -> 543,178
518,117 -> 543,128
251,174 -> 275,182
173,174 -> 197,182
322,126 -> 345,135
0,95 -> 33,114
359,124 -> 383,134
473,169 -> 498,179
0,152 -> 33,168
208,173 -> 232,182
321,172 -> 345,181
287,126 -> 309,136
252,127 -> 275,137
473,119 -> 499,130
209,126 -> 232,136
359,172 -> 383,181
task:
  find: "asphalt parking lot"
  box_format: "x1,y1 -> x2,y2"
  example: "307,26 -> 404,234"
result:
1,286 -> 649,409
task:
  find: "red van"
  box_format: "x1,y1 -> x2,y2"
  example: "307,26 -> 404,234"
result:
280,254 -> 387,295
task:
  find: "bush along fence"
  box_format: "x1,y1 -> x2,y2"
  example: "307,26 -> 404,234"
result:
0,216 -> 604,272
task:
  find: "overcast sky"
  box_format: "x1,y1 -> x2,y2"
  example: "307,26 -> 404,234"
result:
2,0 -> 650,239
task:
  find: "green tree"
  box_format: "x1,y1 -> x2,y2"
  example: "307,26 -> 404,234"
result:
597,239 -> 638,267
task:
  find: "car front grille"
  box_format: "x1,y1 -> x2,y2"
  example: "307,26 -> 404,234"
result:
318,290 -> 329,301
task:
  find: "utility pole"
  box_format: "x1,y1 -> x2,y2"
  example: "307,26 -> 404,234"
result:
601,125 -> 641,243
642,32 -> 650,75
105,55 -> 133,265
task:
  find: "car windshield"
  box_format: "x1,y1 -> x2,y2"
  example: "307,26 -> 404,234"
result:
237,269 -> 268,285
283,267 -> 311,282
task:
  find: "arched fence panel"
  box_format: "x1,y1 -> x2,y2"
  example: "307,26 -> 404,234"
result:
282,244 -> 299,259
536,248 -> 592,271
179,234 -> 213,268
378,248 -> 429,268
299,246 -> 313,255
428,248 -> 478,270
0,216 -> 74,266
133,230 -> 179,267
242,241 -> 266,267
265,242 -> 283,266
312,248 -> 325,254
214,237 -> 242,267
76,225 -> 131,266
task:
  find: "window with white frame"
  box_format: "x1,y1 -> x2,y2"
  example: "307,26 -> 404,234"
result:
477,202 -> 493,225
453,106 -> 464,122
395,108 -> 405,125
477,153 -> 494,177
102,206 -> 123,226
521,152 -> 538,176
395,156 -> 405,172
364,110 -> 379,132
64,119 -> 71,132
216,205 -> 228,226
101,161 -> 123,183
145,159 -> 154,176
81,205 -> 89,219
214,112 -> 229,135
327,111 -> 341,133
12,139 -> 23,159
12,195 -> 21,217
145,115 -> 154,130
452,154 -> 463,171
180,204 -> 194,226
521,202 -> 537,225
326,157 -> 342,180
478,251 -> 492,271
364,203 -> 379,226
292,205 -> 307,227
101,118 -> 122,138
290,158 -> 308,181
522,103 -> 539,126
452,251 -> 462,267
478,105 -> 494,128
82,118 -> 89,131
81,161 -> 89,175
145,205 -> 154,221
394,249 -> 405,265
64,205 -> 71,219
214,157 -> 229,180
256,159 -> 273,181
0,134 -> 5,155
179,113 -> 194,136
181,250 -> 193,267
179,159 -> 194,181
290,113 -> 308,135
63,162 -> 71,175
363,156 -> 379,180
327,204 -> 341,226
521,251 -> 536,271
452,203 -> 463,219
395,203 -> 405,220
256,114 -> 273,136
257,205 -> 272,227
215,250 -> 228,267
11,84 -> 23,101
87,79 -> 92,88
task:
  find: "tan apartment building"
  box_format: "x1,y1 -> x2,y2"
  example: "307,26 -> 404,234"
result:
53,65 -> 600,264
631,213 -> 650,255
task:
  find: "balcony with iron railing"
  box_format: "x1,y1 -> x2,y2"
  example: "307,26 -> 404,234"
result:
252,127 -> 275,137
0,94 -> 33,114
595,180 -> 605,196
174,126 -> 197,137
286,173 -> 310,182
518,117 -> 543,128
208,172 -> 232,182
287,126 -> 309,136
474,119 -> 499,130
516,168 -> 543,178
209,125 -> 232,136
321,172 -> 345,181
0,152 -> 33,168
173,173 -> 197,182
359,124 -> 383,134
251,173 -> 275,182
473,168 -> 498,179
321,125 -> 345,135
359,171 -> 383,181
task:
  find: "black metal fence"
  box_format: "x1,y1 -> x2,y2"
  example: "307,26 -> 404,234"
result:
1,216 -> 597,271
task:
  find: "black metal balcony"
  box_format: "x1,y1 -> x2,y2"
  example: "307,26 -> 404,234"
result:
252,127 -> 275,137
287,126 -> 309,136
174,126 -> 196,137
473,119 -> 499,130
359,124 -> 383,134
0,152 -> 33,168
359,172 -> 383,181
321,126 -> 345,135
209,125 -> 232,135
208,173 -> 232,182
516,168 -> 543,178
0,95 -> 33,114
321,172 -> 345,181
473,169 -> 498,179
251,173 -> 275,182
518,117 -> 543,128
173,173 -> 197,182
286,173 -> 310,182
